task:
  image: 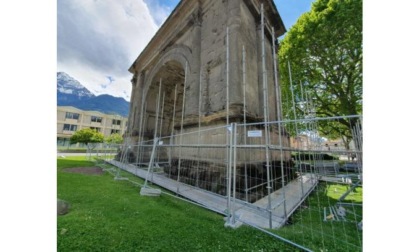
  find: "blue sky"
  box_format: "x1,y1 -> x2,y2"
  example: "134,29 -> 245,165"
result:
144,0 -> 315,30
145,0 -> 315,32
57,0 -> 315,101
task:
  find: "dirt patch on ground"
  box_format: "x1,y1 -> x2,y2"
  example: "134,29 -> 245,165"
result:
62,167 -> 104,175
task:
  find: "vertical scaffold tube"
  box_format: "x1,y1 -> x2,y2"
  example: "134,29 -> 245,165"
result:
272,26 -> 287,219
231,123 -> 238,224
227,123 -> 234,224
288,61 -> 305,198
176,61 -> 188,193
261,3 -> 272,229
196,68 -> 202,187
242,45 -> 249,202
136,80 -> 147,167
169,84 -> 178,166
156,91 -> 165,166
225,26 -> 230,207
144,78 -> 162,187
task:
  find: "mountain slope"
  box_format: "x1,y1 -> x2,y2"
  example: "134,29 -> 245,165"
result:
57,72 -> 95,105
77,94 -> 130,117
57,72 -> 130,117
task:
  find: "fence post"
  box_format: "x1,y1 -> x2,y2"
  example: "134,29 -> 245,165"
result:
226,124 -> 233,224
232,123 -> 238,225
226,123 -> 240,228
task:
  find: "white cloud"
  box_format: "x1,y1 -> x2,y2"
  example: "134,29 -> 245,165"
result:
57,0 -> 161,101
144,0 -> 174,26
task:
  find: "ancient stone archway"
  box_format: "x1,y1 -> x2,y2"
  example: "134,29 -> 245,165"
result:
143,59 -> 186,139
125,0 -> 290,166
120,0 -> 302,208
135,45 -> 193,141
127,0 -> 286,139
143,45 -> 192,96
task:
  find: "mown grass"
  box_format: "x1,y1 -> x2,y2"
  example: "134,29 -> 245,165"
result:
57,156 -> 362,251
273,182 -> 363,251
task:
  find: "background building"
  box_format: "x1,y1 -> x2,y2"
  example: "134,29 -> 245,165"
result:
57,106 -> 128,147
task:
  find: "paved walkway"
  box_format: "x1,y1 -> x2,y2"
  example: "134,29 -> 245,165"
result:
107,160 -> 318,229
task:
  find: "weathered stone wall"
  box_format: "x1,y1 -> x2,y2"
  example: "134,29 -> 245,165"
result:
200,0 -> 230,114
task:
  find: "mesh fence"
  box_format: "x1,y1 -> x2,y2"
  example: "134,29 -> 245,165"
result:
104,115 -> 362,251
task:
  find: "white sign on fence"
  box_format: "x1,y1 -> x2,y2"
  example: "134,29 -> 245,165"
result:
247,130 -> 262,137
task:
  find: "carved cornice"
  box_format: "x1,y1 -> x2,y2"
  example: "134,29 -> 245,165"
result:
190,6 -> 203,27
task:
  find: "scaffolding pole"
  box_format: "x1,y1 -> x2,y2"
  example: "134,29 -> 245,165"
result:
226,122 -> 238,227
226,123 -> 233,225
177,61 -> 188,193
136,80 -> 147,167
261,3 -> 272,229
139,102 -> 148,167
232,123 -> 238,224
288,60 -> 305,197
272,26 -> 287,219
226,26 -> 230,125
225,26 -> 230,205
143,78 -> 162,188
195,68 -> 203,187
242,45 -> 249,202
159,92 -> 166,139
351,120 -> 363,174
299,83 -> 317,182
169,84 -> 178,166
157,91 -> 165,165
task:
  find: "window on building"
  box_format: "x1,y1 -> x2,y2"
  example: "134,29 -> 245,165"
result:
91,116 -> 102,123
63,124 -> 77,131
65,112 -> 80,120
90,127 -> 101,132
112,119 -> 121,125
111,129 -> 120,134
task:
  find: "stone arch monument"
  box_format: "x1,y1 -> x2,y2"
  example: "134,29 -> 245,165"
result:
128,0 -> 286,134
125,0 -> 292,176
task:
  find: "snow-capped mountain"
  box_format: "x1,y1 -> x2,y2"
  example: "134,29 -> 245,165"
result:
57,72 -> 95,103
57,72 -> 129,117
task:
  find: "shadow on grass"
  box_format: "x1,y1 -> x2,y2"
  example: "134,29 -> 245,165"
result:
272,181 -> 363,251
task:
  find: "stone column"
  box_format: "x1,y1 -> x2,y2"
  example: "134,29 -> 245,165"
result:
226,0 -> 242,109
256,23 -> 264,118
128,73 -> 138,132
185,7 -> 202,117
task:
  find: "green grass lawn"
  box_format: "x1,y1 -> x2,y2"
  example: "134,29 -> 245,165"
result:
57,156 -> 362,251
272,182 -> 363,251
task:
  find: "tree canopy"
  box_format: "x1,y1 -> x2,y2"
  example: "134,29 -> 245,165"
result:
278,0 -> 362,147
105,133 -> 124,145
70,128 -> 104,147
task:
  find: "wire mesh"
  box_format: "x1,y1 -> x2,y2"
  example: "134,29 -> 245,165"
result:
101,115 -> 362,251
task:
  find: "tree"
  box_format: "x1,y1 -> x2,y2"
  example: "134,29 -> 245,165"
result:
278,0 -> 362,148
105,133 -> 124,145
70,128 -> 104,150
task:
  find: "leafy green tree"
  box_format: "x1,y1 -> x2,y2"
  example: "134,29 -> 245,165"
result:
105,133 -> 124,145
70,128 -> 104,150
278,0 -> 362,148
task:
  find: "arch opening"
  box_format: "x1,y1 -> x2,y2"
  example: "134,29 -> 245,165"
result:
142,60 -> 185,140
